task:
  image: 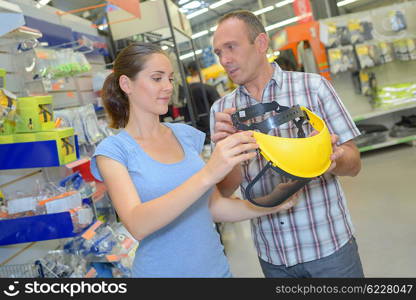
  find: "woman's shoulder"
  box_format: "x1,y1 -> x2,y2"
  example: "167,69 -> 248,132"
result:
95,131 -> 131,152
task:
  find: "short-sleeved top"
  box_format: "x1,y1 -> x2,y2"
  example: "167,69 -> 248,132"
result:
210,63 -> 361,267
90,122 -> 230,277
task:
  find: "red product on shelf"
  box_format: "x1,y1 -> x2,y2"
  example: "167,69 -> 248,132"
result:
66,158 -> 96,182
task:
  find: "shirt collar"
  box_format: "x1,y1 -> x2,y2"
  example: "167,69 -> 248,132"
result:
237,62 -> 283,98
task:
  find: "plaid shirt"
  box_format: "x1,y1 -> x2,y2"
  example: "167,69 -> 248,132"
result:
210,63 -> 360,267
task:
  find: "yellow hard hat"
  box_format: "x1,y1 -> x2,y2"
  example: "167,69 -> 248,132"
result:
232,103 -> 332,207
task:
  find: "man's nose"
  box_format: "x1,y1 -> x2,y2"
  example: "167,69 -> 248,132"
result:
220,55 -> 232,67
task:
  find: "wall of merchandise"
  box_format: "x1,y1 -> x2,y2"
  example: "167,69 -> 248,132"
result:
0,0 -> 136,278
320,1 -> 416,152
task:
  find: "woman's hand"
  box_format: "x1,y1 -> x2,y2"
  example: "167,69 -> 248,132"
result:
203,131 -> 258,185
211,108 -> 237,143
268,182 -> 301,212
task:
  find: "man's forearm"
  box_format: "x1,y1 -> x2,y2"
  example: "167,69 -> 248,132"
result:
217,164 -> 242,197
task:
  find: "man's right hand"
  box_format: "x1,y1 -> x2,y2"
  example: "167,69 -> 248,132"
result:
212,107 -> 237,143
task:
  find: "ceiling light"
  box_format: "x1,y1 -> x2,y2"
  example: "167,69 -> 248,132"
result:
337,0 -> 360,7
209,0 -> 233,9
209,25 -> 217,32
182,1 -> 202,10
192,30 -> 209,39
275,0 -> 294,8
180,49 -> 202,60
253,5 -> 274,16
265,15 -> 301,32
35,0 -> 51,8
179,0 -> 192,5
187,7 -> 209,19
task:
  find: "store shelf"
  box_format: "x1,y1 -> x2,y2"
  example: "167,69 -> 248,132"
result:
0,136 -> 80,170
0,210 -> 94,246
359,135 -> 416,153
353,102 -> 416,122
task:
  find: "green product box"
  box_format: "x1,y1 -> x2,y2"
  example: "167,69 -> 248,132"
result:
35,128 -> 77,165
0,68 -> 5,89
0,135 -> 14,144
12,133 -> 37,143
16,95 -> 55,133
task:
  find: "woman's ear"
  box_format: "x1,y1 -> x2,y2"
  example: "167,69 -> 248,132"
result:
119,75 -> 132,95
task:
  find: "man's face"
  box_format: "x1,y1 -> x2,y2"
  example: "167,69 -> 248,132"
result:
213,18 -> 263,85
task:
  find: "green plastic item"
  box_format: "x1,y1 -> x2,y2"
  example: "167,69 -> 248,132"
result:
12,132 -> 36,143
0,134 -> 14,144
0,68 -> 5,89
16,95 -> 55,133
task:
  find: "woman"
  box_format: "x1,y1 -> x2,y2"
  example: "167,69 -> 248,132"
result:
90,43 -> 298,277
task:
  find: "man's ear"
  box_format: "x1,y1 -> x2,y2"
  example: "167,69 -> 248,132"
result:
119,75 -> 132,95
255,33 -> 270,54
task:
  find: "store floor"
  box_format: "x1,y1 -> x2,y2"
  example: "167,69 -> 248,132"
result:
220,144 -> 416,277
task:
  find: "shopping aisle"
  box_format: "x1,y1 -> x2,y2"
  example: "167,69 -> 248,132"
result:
221,144 -> 416,277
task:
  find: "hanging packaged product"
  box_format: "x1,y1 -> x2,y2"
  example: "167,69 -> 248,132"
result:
33,48 -> 92,80
348,19 -> 365,44
324,22 -> 340,48
407,39 -> 416,60
389,10 -> 407,32
355,43 -> 381,69
15,95 -> 54,133
393,39 -> 411,61
328,46 -> 358,74
0,89 -> 17,135
359,71 -> 371,96
378,42 -> 395,64
80,104 -> 103,144
0,68 -> 5,89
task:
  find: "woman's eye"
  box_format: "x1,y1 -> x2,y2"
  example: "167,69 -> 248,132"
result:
152,77 -> 162,82
169,78 -> 174,83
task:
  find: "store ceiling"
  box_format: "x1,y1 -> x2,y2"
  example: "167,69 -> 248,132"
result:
46,0 -> 404,33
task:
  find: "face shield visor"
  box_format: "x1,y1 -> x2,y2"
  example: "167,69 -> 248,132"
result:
231,102 -> 332,207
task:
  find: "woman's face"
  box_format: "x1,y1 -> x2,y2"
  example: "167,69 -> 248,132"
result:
125,53 -> 174,116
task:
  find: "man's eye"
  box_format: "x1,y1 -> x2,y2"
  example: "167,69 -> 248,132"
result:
169,78 -> 174,83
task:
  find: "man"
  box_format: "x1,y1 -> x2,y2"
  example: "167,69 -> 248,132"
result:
186,61 -> 221,143
210,10 -> 364,278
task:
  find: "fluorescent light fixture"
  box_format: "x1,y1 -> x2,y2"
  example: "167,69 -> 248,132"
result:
253,5 -> 274,16
180,49 -> 203,60
161,45 -> 169,50
35,0 -> 51,8
265,15 -> 301,32
210,25 -> 217,32
337,0 -> 360,7
187,7 -> 209,19
182,1 -> 202,10
275,0 -> 294,8
192,30 -> 209,39
179,0 -> 192,5
209,0 -> 232,9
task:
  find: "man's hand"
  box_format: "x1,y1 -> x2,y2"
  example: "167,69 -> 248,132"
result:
212,107 -> 237,143
309,131 -> 345,175
327,134 -> 345,174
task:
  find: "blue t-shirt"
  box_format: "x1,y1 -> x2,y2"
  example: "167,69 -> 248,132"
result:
90,123 -> 231,278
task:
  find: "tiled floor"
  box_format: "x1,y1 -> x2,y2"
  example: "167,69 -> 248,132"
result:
221,144 -> 416,277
